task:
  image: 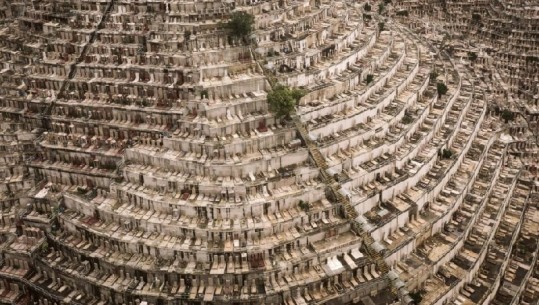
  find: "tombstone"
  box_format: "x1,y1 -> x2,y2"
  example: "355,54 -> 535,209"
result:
224,279 -> 231,294
82,261 -> 90,274
154,277 -> 161,291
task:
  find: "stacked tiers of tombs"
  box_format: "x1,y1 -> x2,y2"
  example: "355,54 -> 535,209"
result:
0,1 -> 537,305
390,0 -> 539,304
393,0 -> 539,131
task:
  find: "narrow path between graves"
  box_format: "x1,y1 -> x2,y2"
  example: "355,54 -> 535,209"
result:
42,0 -> 117,128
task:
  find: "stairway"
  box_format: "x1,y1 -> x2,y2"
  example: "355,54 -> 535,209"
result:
293,115 -> 395,295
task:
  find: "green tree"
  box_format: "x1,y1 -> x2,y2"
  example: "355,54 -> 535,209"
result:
468,52 -> 478,62
437,82 -> 448,97
501,109 -> 515,122
267,85 -> 305,120
366,74 -> 374,84
378,22 -> 385,32
226,11 -> 255,38
290,88 -> 306,102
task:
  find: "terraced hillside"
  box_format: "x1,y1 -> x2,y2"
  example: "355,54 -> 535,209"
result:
0,0 -> 536,305
394,0 -> 539,135
391,0 -> 539,304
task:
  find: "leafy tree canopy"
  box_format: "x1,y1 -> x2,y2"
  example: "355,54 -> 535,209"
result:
267,85 -> 305,119
226,11 -> 255,37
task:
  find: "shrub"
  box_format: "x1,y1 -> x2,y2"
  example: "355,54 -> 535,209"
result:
437,82 -> 448,97
441,149 -> 453,159
501,109 -> 515,122
298,200 -> 310,212
429,71 -> 438,83
41,241 -> 49,254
